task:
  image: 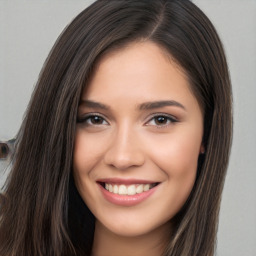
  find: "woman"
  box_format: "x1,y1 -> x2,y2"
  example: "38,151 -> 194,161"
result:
0,0 -> 232,255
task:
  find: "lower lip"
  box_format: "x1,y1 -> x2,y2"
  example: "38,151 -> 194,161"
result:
98,184 -> 158,206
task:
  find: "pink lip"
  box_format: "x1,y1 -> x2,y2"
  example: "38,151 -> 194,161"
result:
97,179 -> 159,206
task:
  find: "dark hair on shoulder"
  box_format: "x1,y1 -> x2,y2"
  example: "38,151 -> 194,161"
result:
0,1 -> 232,255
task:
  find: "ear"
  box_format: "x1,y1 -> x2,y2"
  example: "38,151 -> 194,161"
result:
200,144 -> 205,154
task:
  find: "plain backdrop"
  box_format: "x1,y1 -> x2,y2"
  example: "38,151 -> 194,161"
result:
0,1 -> 255,255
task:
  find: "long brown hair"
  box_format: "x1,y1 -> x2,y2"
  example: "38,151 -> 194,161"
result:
0,1 -> 232,255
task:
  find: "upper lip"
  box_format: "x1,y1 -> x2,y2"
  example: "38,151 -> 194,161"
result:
97,178 -> 160,185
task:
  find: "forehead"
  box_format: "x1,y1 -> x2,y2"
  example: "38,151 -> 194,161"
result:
84,41 -> 192,99
95,41 -> 185,79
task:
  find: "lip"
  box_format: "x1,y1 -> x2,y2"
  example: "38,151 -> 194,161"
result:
97,178 -> 160,206
97,178 -> 158,185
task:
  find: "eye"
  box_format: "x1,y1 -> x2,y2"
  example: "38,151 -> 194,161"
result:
77,114 -> 108,126
146,114 -> 177,127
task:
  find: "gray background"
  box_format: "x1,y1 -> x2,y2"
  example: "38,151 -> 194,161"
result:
0,1 -> 255,255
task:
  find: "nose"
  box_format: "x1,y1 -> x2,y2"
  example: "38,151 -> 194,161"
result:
103,125 -> 145,170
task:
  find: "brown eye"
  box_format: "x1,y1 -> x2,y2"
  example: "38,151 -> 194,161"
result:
77,114 -> 108,126
146,114 -> 177,127
155,116 -> 169,125
90,116 -> 105,125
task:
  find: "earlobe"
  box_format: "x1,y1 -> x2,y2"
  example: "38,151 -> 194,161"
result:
200,144 -> 205,154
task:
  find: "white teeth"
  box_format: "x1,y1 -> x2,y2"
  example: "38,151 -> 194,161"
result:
113,185 -> 118,194
118,185 -> 127,195
104,183 -> 155,195
143,184 -> 150,192
136,184 -> 143,194
127,185 -> 136,195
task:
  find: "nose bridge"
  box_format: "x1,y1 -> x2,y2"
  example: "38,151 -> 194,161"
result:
104,121 -> 144,169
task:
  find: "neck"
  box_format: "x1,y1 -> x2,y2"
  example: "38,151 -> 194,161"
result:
91,220 -> 171,256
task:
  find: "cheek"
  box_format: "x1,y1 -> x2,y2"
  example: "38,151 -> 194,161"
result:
146,128 -> 201,203
73,132 -> 103,205
73,131 -> 103,175
149,132 -> 201,173
152,138 -> 199,213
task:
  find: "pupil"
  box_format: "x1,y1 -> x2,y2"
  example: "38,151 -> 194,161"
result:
156,116 -> 166,124
92,116 -> 102,124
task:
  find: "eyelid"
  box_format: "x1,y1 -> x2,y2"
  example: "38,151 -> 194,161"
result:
145,113 -> 178,126
77,112 -> 109,125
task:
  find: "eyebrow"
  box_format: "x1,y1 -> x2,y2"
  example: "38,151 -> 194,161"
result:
139,100 -> 186,111
79,100 -> 109,110
79,99 -> 186,111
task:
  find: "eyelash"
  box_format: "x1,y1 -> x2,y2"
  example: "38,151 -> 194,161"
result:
77,113 -> 109,126
145,113 -> 178,128
77,113 -> 178,128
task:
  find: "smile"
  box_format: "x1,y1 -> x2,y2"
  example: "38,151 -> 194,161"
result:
104,183 -> 158,195
97,179 -> 160,206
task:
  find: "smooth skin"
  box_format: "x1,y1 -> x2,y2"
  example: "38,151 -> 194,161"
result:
73,41 -> 204,256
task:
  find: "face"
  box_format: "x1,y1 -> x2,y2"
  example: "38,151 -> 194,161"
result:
73,41 -> 204,237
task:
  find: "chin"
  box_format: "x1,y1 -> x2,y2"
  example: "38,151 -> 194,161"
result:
96,213 -> 172,239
